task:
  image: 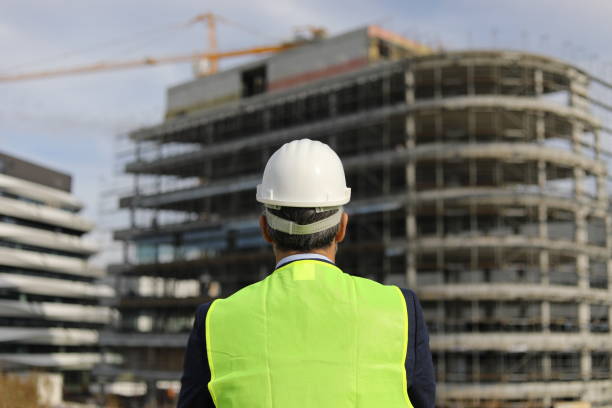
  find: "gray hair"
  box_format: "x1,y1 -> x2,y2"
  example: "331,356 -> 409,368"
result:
263,206 -> 340,251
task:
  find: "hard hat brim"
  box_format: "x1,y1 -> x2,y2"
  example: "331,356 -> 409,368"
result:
256,187 -> 351,208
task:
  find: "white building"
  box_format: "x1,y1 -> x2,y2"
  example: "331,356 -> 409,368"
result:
0,151 -> 117,400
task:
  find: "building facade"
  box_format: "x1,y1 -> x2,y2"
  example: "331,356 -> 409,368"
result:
107,26 -> 612,407
0,152 -> 115,402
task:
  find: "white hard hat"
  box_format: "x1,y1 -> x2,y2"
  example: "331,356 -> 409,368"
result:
256,139 -> 351,208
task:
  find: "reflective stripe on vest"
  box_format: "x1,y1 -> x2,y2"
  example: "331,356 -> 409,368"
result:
205,259 -> 414,408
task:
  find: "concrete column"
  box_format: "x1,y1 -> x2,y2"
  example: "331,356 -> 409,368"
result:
542,352 -> 552,380
573,166 -> 585,201
152,143 -> 162,232
536,111 -> 546,270
534,69 -> 544,96
468,109 -> 476,187
405,114 -> 417,289
607,213 -> 612,380
577,251 -> 589,363
97,376 -> 108,408
382,122 -> 391,281
571,121 -> 585,269
436,298 -> 445,333
470,242 -> 479,336
472,351 -> 480,385
436,325 -> 445,381
541,300 -> 550,333
577,252 -> 589,288
594,128 -> 601,161
575,210 -> 589,318
568,68 -> 579,108
329,92 -> 337,117
405,69 -> 415,105
594,127 -> 606,205
435,162 -> 444,239
435,109 -> 443,142
404,67 -> 417,289
145,380 -> 158,408
568,70 -> 589,110
122,240 -> 130,265
541,233 -> 551,338
578,295 -> 590,329
577,244 -> 591,382
437,246 -> 445,284
492,65 -> 500,95
382,71 -> 391,105
434,66 -> 442,99
130,140 -> 142,229
597,173 -> 607,205
573,138 -> 585,201
581,348 -> 592,381
538,203 -> 549,286
607,215 -> 612,377
573,104 -> 589,386
536,113 -> 546,185
467,64 -> 475,95
537,111 -> 550,342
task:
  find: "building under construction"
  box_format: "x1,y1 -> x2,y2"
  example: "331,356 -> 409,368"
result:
102,25 -> 612,407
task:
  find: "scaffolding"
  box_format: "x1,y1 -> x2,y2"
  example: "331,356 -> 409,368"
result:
101,26 -> 612,408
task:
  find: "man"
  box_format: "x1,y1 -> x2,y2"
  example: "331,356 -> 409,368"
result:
178,139 -> 435,408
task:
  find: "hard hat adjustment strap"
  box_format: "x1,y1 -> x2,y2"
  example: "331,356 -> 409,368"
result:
314,206 -> 340,213
265,208 -> 343,235
264,205 -> 340,213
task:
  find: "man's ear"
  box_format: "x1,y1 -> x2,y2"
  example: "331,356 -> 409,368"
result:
335,212 -> 349,243
259,214 -> 274,244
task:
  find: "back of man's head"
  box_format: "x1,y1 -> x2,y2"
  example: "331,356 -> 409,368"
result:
264,206 -> 340,251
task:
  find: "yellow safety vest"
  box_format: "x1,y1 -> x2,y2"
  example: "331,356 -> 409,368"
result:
206,259 -> 413,408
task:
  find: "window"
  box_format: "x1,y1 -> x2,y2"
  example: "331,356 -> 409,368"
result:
241,65 -> 267,97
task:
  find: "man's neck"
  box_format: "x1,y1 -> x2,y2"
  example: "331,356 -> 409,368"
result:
273,245 -> 336,265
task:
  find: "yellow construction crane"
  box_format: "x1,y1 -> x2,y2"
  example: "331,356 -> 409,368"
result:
191,13 -> 220,74
0,13 -> 307,83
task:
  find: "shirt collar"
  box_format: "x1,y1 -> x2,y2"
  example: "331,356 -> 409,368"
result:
275,253 -> 334,269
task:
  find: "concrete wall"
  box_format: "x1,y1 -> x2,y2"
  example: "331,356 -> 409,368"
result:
0,151 -> 71,192
267,27 -> 369,84
165,27 -> 370,117
166,67 -> 241,118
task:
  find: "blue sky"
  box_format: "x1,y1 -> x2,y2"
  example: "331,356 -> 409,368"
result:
2,0 -> 612,263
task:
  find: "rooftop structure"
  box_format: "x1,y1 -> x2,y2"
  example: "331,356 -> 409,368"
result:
0,151 -> 116,402
104,24 -> 612,408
